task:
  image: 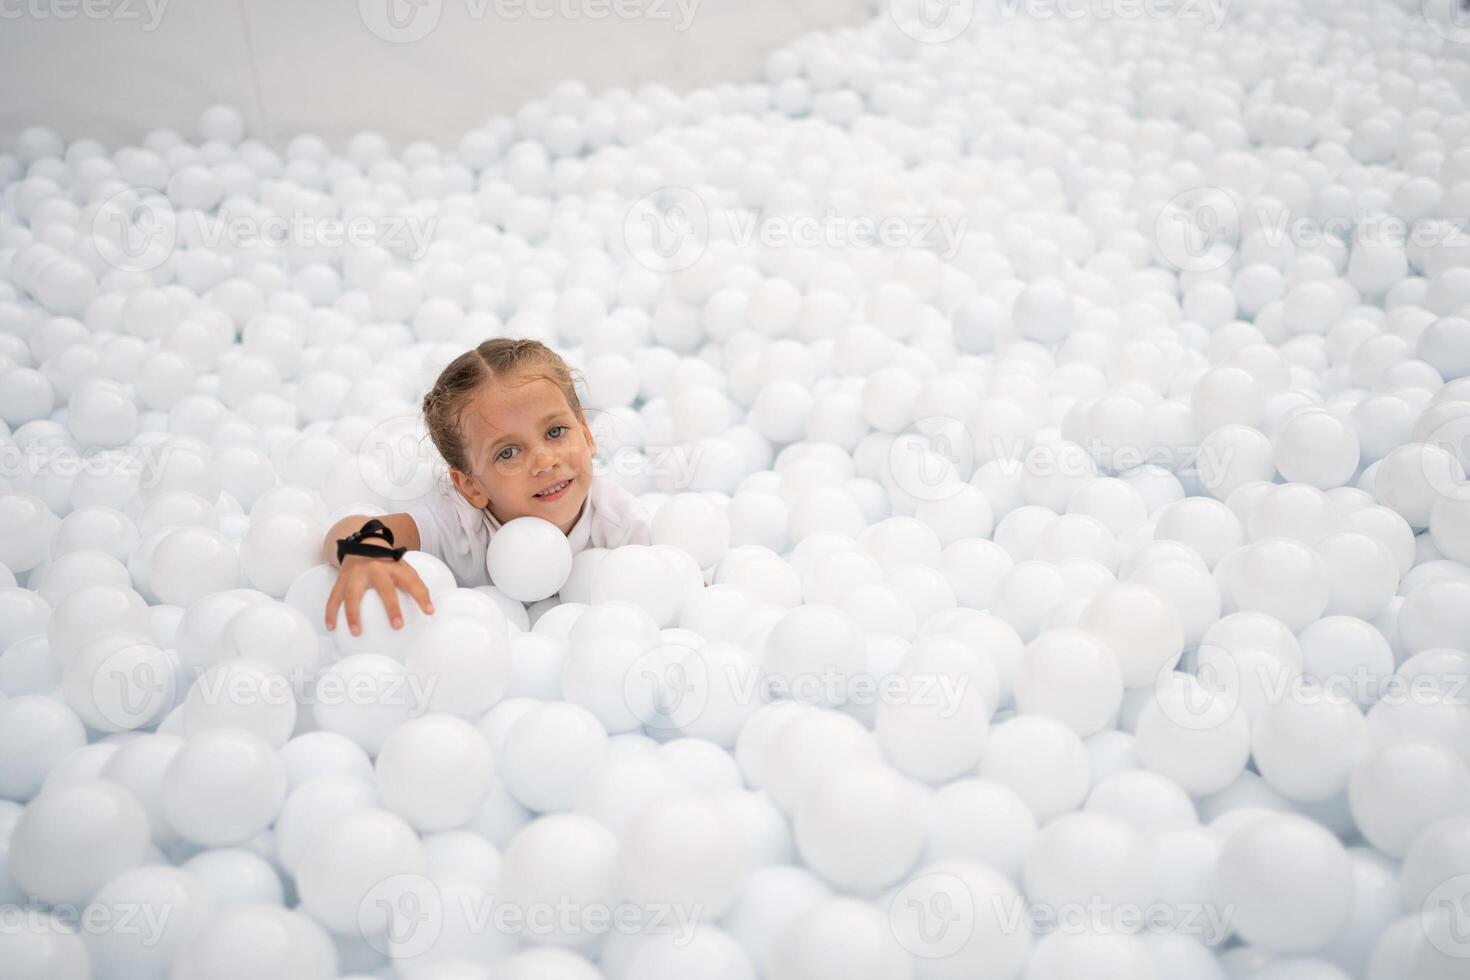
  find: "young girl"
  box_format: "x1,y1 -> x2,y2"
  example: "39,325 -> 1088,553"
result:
323,338 -> 652,636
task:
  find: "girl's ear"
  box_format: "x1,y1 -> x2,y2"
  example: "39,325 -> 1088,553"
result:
450,468 -> 490,510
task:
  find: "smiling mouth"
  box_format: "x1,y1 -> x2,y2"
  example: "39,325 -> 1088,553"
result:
533,478 -> 572,500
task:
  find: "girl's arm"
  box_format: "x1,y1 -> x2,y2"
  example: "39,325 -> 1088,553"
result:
321,512 -> 423,566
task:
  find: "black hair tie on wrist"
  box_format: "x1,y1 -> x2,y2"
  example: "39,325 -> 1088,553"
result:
337,518 -> 408,563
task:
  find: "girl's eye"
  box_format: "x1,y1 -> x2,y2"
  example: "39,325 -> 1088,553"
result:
494,426 -> 564,462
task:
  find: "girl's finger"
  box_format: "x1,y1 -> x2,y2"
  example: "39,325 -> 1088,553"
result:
324,581 -> 343,630
342,576 -> 367,636
373,574 -> 405,630
400,571 -> 435,615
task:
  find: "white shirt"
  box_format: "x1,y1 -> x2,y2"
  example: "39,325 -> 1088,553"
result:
406,475 -> 654,589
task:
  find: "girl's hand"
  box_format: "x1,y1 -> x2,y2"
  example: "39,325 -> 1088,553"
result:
325,549 -> 435,635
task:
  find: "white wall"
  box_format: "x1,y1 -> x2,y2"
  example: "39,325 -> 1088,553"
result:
0,0 -> 869,151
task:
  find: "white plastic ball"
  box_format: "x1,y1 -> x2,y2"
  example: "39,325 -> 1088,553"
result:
83,865 -> 217,978
1251,688 -> 1370,802
499,701 -> 609,812
160,728 -> 287,846
404,614 -> 511,717
975,715 -> 1090,823
46,582 -> 150,664
0,695 -> 88,801
1214,814 -> 1354,953
767,897 -> 914,980
148,527 -> 241,607
374,713 -> 495,832
0,494 -> 61,572
179,849 -> 285,906
1078,583 -> 1184,688
182,658 -> 297,747
495,813 -> 618,947
887,861 -> 1032,979
874,636 -> 997,783
1134,674 -> 1252,796
1014,628 -> 1124,736
794,764 -> 925,893
618,793 -> 751,918
8,777 -> 151,906
1273,409 -> 1361,489
652,493 -> 731,569
294,806 -> 427,935
312,654 -> 420,756
1348,740 -> 1470,857
62,631 -> 176,732
170,903 -> 336,980
487,516 -> 574,602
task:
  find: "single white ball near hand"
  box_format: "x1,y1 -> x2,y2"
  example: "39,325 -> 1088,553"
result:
487,516 -> 574,602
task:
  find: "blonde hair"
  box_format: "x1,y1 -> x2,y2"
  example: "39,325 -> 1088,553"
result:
421,338 -> 585,474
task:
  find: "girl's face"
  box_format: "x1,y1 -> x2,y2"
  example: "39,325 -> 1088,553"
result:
449,371 -> 597,534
